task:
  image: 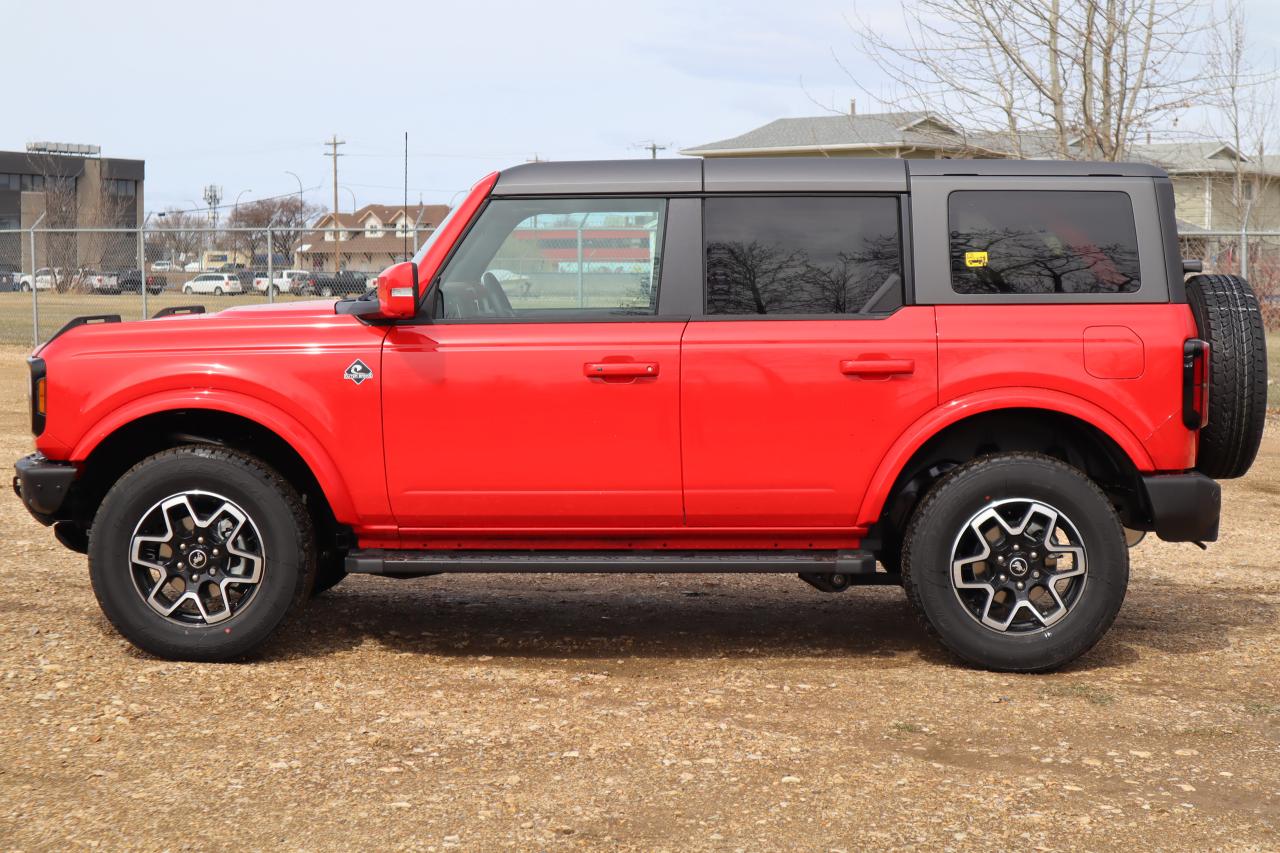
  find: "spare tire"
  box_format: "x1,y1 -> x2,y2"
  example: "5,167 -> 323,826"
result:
1185,274 -> 1267,479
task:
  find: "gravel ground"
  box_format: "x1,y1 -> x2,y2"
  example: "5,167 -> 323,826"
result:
1,345 -> 1277,851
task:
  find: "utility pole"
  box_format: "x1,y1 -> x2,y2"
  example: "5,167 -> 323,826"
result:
324,135 -> 345,274
633,141 -> 668,159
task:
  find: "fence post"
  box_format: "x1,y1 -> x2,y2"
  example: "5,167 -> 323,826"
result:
28,212 -> 45,347
267,229 -> 274,304
138,225 -> 147,319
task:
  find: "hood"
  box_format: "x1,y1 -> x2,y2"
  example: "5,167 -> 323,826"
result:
36,299 -> 366,358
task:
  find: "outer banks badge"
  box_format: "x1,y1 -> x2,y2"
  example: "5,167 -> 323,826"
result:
344,359 -> 373,385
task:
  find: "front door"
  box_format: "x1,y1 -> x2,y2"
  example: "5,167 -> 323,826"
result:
382,195 -> 686,532
680,195 -> 939,528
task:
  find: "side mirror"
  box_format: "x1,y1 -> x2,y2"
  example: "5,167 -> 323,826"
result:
376,261 -> 419,319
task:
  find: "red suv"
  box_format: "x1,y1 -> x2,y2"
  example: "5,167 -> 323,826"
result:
14,159 -> 1267,671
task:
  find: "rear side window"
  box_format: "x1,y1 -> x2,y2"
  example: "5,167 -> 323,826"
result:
949,191 -> 1140,295
704,196 -> 903,316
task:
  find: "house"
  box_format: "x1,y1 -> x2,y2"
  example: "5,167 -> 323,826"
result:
683,110 -> 1279,233
296,203 -> 451,271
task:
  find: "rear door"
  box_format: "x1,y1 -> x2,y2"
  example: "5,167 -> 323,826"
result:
382,195 -> 691,532
680,195 -> 938,527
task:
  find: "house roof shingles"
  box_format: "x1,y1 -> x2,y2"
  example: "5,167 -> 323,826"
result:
684,110 -> 1278,177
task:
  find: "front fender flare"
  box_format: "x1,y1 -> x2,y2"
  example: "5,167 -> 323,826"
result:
70,389 -> 357,522
856,387 -> 1156,528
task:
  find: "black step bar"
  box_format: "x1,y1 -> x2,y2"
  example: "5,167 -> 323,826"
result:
346,548 -> 897,583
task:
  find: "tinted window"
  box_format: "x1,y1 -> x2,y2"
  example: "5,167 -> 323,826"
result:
949,191 -> 1140,295
704,196 -> 902,316
434,198 -> 665,321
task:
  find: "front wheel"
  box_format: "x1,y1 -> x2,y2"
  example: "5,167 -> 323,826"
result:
89,446 -> 315,661
901,453 -> 1127,673
183,285 -> 193,294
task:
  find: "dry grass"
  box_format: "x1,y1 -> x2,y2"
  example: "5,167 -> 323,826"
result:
0,346 -> 1277,850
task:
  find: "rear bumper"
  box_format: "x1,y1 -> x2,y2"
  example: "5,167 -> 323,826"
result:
13,453 -> 77,525
1141,472 -> 1220,543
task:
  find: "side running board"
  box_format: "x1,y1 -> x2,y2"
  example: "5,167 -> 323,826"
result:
346,548 -> 897,583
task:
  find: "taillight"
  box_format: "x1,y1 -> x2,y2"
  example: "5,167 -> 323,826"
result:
1182,339 -> 1209,429
28,357 -> 46,436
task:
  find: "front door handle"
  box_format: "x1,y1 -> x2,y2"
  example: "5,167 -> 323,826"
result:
840,358 -> 915,378
584,362 -> 659,379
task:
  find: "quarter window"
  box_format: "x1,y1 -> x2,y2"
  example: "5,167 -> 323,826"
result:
703,196 -> 903,316
949,191 -> 1140,295
434,198 -> 666,321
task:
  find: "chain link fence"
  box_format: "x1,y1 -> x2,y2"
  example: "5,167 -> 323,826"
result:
1179,231 -> 1280,329
3,225 -> 1279,347
0,226 -> 433,346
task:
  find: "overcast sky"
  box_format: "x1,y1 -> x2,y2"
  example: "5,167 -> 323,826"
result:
7,0 -> 1279,216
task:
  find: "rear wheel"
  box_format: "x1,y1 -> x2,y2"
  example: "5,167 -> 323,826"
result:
89,446 -> 315,661
214,286 -> 224,295
1185,274 -> 1267,479
901,453 -> 1127,672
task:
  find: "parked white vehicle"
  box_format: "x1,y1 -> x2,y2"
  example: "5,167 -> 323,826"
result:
151,260 -> 173,272
18,267 -> 63,292
183,261 -> 202,272
78,269 -> 120,293
181,272 -> 243,295
253,269 -> 311,295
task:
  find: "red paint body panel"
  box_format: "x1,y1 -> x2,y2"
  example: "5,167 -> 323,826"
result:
934,304 -> 1198,470
382,322 -> 687,532
679,309 -> 939,527
36,301 -> 394,534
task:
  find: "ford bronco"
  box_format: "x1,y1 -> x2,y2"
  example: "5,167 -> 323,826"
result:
14,158 -> 1268,671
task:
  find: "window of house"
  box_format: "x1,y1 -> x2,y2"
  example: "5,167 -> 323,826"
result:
949,191 -> 1140,295
703,196 -> 903,316
432,197 -> 666,320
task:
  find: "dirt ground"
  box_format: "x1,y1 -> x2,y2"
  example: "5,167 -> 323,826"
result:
0,345 -> 1276,852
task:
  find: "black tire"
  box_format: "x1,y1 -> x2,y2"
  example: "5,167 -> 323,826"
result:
88,446 -> 315,661
214,286 -> 224,296
1185,274 -> 1267,479
901,453 -> 1128,673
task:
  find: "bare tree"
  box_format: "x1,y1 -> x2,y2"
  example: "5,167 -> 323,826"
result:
852,0 -> 1218,160
1204,0 -> 1278,238
148,208 -> 206,270
25,152 -> 80,289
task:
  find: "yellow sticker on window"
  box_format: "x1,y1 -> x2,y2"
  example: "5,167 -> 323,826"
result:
964,251 -> 989,268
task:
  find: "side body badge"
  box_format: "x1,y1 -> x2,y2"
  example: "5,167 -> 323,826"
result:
344,359 -> 373,385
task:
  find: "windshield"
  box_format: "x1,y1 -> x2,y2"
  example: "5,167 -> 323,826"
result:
410,203 -> 465,266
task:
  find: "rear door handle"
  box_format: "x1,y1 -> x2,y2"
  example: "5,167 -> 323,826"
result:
584,362 -> 659,378
840,358 -> 915,377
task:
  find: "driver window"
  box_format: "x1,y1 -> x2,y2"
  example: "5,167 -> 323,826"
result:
433,198 -> 666,321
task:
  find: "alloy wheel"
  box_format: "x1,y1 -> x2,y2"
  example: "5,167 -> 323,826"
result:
949,498 -> 1087,633
128,491 -> 266,625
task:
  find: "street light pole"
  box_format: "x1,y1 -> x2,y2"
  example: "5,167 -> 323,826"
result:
233,189 -> 252,267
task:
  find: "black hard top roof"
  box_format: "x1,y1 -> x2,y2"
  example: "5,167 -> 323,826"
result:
491,157 -> 1167,196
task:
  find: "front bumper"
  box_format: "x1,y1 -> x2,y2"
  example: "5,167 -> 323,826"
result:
13,453 -> 77,525
1141,472 -> 1220,543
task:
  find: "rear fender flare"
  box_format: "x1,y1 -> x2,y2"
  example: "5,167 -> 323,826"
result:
857,387 -> 1156,527
70,389 -> 356,521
